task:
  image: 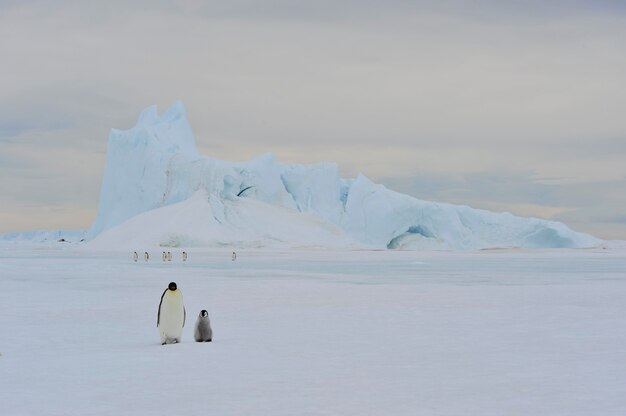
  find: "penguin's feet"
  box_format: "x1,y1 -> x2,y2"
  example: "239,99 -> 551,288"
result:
206,339 -> 212,342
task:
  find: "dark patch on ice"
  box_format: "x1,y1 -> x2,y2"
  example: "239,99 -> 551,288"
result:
339,183 -> 350,209
237,185 -> 255,197
406,225 -> 434,238
387,225 -> 435,249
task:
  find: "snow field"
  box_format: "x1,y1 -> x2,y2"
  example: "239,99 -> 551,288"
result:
1,247 -> 626,415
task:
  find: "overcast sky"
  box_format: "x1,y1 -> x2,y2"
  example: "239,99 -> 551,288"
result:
1,0 -> 625,239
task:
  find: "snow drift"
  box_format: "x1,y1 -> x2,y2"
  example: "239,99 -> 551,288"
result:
87,101 -> 600,250
89,190 -> 360,250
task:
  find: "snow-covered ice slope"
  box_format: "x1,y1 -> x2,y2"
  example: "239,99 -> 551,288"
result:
89,189 -> 362,250
87,101 -> 601,249
2,247 -> 626,415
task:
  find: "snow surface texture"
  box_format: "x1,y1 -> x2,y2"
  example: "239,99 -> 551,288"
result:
85,101 -> 602,250
2,247 -> 626,415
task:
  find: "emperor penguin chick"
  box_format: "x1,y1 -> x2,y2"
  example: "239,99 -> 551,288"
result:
157,282 -> 186,345
194,310 -> 213,342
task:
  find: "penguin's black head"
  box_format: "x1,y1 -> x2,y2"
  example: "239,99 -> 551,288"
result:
168,282 -> 177,291
200,310 -> 208,317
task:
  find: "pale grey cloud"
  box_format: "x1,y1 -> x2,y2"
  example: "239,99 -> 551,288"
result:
1,1 -> 625,238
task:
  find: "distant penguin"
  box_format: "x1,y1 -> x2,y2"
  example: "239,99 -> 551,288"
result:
232,251 -> 237,261
182,251 -> 188,262
194,310 -> 213,342
144,252 -> 149,261
167,251 -> 172,261
162,251 -> 167,261
133,251 -> 138,262
157,282 -> 186,345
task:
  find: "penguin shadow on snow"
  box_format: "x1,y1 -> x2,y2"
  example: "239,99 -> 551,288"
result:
157,281 -> 213,345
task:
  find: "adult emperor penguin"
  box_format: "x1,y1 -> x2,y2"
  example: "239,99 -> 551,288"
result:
194,310 -> 213,342
157,282 -> 186,345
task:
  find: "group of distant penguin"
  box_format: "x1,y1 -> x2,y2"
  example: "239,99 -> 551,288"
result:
133,251 -> 189,262
157,281 -> 212,345
133,251 -> 237,262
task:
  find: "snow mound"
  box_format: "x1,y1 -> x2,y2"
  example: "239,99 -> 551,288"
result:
87,101 -> 602,250
89,189 -> 361,250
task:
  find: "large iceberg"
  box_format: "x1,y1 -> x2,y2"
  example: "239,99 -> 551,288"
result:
88,101 -> 602,250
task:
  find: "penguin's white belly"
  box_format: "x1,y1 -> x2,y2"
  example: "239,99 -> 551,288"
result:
159,292 -> 185,342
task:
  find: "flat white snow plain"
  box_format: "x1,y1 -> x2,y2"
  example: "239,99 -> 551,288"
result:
1,246 -> 626,415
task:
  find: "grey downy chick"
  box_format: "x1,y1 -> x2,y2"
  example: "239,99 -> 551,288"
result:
194,310 -> 213,342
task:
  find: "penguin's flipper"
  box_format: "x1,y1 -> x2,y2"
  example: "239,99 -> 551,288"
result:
183,306 -> 186,327
157,288 -> 168,327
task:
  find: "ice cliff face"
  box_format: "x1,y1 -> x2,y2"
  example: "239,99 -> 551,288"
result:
88,101 -> 601,250
90,101 -> 199,237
